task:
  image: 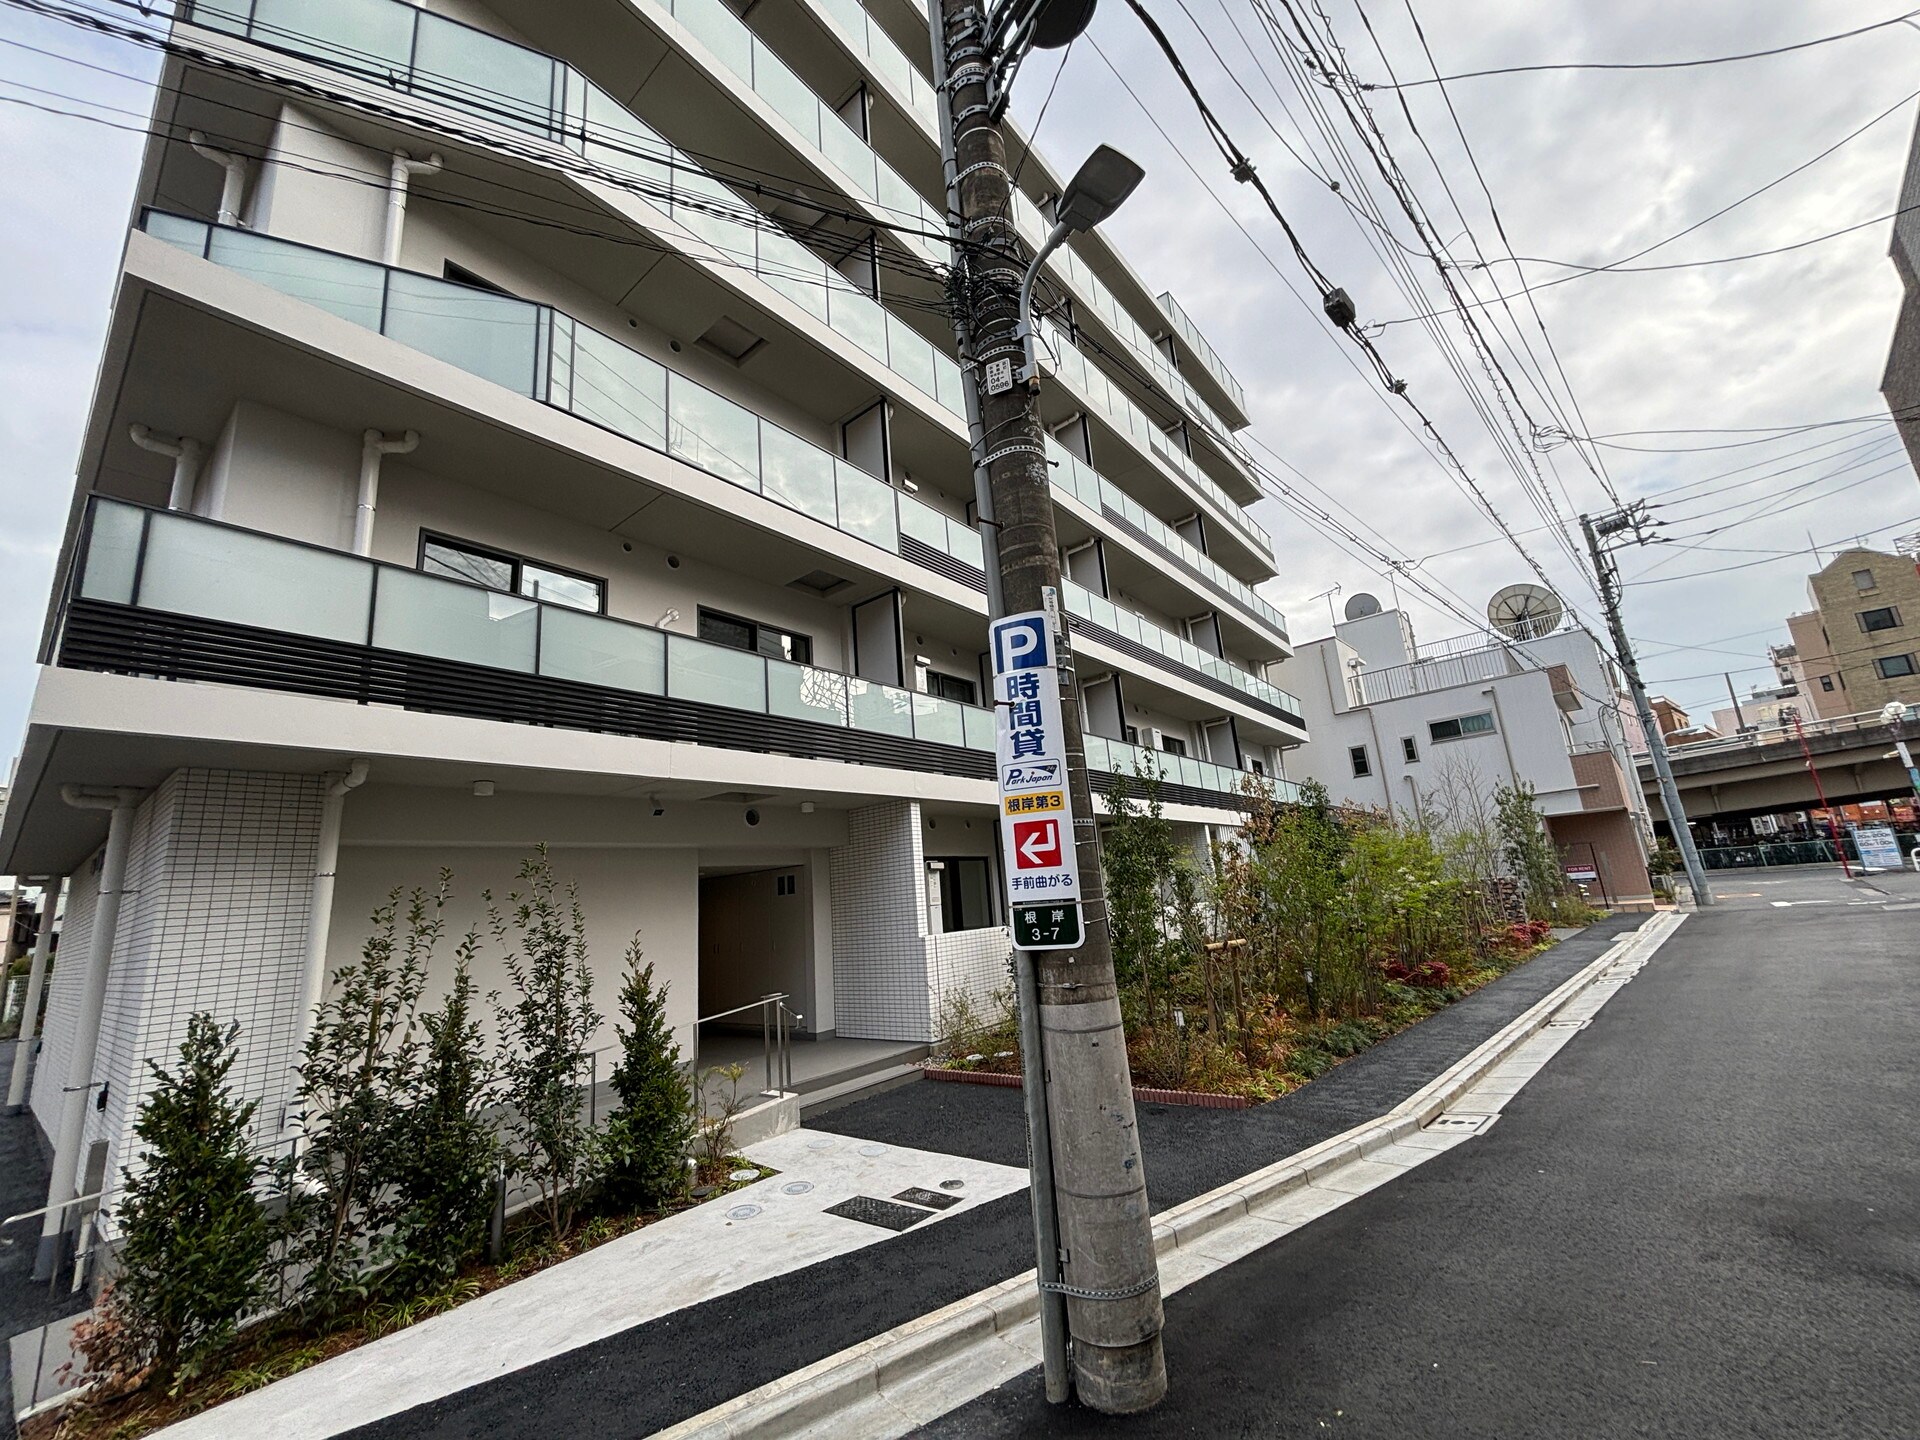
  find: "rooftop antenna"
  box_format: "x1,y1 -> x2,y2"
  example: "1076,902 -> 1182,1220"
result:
1306,582 -> 1342,626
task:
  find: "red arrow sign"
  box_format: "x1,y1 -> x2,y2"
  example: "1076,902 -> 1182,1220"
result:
1012,818 -> 1062,869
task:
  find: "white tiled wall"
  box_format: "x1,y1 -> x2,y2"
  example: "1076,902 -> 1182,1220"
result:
28,769 -> 324,1197
828,801 -> 930,1041
927,927 -> 1013,1037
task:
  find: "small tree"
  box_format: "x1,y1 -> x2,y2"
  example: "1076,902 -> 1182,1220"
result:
1104,759 -> 1179,1018
491,846 -> 603,1241
292,883 -> 438,1318
599,939 -> 694,1211
1494,782 -> 1571,921
390,936 -> 498,1291
108,1014 -> 272,1386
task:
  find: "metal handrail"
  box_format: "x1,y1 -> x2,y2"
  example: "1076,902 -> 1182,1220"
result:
693,993 -> 803,1095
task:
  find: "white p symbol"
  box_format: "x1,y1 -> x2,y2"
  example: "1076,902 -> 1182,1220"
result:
998,618 -> 1045,672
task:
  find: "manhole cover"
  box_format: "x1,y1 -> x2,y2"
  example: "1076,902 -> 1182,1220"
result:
806,1137 -> 836,1151
857,1144 -> 887,1157
893,1187 -> 961,1211
781,1180 -> 815,1196
727,1204 -> 763,1221
1426,1113 -> 1497,1133
939,1179 -> 965,1191
729,1168 -> 759,1182
823,1196 -> 933,1232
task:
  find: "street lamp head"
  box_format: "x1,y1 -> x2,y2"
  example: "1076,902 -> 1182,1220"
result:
1030,0 -> 1098,48
1055,145 -> 1145,234
1881,700 -> 1912,725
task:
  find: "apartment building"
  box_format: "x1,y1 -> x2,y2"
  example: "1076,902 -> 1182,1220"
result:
1272,604 -> 1655,909
1783,548 -> 1920,718
0,0 -> 1306,1244
1883,108 -> 1920,485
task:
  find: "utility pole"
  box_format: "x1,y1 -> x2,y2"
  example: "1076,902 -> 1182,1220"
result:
1581,507 -> 1714,907
1790,710 -> 1853,878
933,0 -> 1166,1412
1723,673 -> 1746,732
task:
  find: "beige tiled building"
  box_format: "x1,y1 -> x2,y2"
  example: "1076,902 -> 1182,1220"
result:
1790,549 -> 1920,716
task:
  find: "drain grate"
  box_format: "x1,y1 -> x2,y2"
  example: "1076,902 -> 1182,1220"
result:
823,1196 -> 934,1231
1426,1113 -> 1497,1133
1544,1019 -> 1591,1031
893,1187 -> 961,1211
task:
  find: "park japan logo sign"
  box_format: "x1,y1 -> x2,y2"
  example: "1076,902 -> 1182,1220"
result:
990,609 -> 1082,950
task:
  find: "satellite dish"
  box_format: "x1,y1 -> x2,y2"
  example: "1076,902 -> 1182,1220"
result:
1343,592 -> 1382,620
1488,583 -> 1564,640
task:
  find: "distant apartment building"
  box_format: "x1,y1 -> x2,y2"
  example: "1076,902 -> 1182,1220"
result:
0,0 -> 1307,1240
1883,109 -> 1920,486
1783,549 -> 1920,718
1272,605 -> 1655,909
1709,686 -> 1801,738
1647,695 -> 1714,743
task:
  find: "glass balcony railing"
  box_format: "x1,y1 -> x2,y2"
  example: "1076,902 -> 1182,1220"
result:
1036,315 -> 1272,564
1157,291 -> 1247,414
1046,437 -> 1288,643
181,0 -> 962,404
1083,733 -> 1299,806
147,212 -> 1288,659
790,0 -> 1256,451
1058,578 -> 1300,719
75,497 -> 1267,807
180,0 -> 1279,606
143,211 -> 983,567
77,495 -> 996,752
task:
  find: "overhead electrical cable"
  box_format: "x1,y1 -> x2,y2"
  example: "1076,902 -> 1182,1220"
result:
1358,9 -> 1920,88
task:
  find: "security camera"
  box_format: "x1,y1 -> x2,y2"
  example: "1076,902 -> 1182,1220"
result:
649,794 -> 665,817
745,808 -> 761,827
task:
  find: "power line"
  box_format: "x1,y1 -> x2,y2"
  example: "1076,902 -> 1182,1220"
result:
1359,9 -> 1920,88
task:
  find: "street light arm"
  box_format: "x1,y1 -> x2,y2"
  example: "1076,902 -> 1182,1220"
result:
1016,219 -> 1072,383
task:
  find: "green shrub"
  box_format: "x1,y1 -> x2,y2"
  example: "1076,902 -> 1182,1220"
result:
491,846 -> 604,1241
599,941 -> 694,1212
390,938 -> 498,1292
106,1014 -> 273,1386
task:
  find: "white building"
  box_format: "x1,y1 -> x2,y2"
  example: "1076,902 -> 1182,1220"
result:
1272,602 -> 1654,908
0,0 -> 1307,1264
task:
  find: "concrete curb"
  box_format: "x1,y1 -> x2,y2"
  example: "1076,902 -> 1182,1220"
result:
651,914 -> 1684,1439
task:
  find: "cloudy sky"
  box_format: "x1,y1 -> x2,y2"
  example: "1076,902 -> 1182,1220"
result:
1,0 -> 1918,753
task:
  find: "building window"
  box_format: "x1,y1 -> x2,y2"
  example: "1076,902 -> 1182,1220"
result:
1401,736 -> 1419,763
698,607 -> 812,664
1429,711 -> 1496,744
1159,735 -> 1187,757
1858,606 -> 1902,634
1349,744 -> 1371,778
420,534 -> 605,613
774,873 -> 797,897
1819,674 -> 1836,692
1876,654 -> 1918,679
931,856 -> 995,931
1853,568 -> 1878,592
926,671 -> 977,705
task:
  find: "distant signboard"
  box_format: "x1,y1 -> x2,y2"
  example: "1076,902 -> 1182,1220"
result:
1564,863 -> 1599,884
1851,823 -> 1904,872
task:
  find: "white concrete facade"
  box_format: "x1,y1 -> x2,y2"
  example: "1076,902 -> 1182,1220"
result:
2,0 -> 1304,1228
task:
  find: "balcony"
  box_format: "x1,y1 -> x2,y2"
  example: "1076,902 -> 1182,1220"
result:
784,0 -> 1258,448
141,212 -> 1296,714
178,0 -> 1276,579
61,498 -> 1278,812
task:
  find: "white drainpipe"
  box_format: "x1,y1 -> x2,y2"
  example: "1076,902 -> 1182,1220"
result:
383,150 -> 444,267
355,431 -> 419,555
4,877 -> 63,1114
129,425 -> 205,511
289,760 -> 371,1103
188,130 -> 249,227
37,788 -> 142,1282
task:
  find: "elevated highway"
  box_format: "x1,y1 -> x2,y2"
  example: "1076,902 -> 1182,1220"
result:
1636,708 -> 1920,834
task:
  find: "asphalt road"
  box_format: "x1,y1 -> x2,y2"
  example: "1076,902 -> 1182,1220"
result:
919,868 -> 1920,1439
